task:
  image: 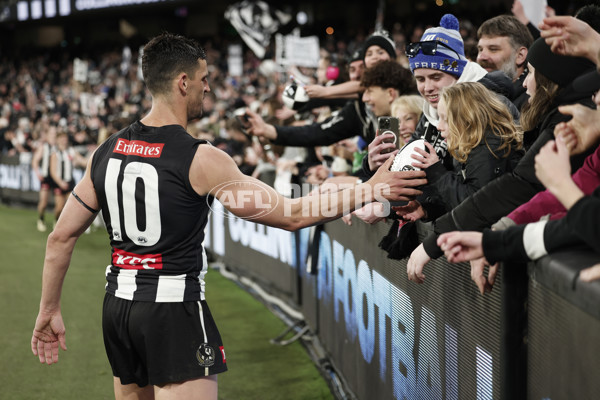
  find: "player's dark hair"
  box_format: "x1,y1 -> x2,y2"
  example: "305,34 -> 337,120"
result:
142,32 -> 207,95
360,60 -> 417,94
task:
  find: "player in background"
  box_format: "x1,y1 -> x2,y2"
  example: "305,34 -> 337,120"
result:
32,126 -> 57,232
49,131 -> 87,224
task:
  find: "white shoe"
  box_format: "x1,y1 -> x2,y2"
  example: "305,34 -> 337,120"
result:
37,220 -> 47,232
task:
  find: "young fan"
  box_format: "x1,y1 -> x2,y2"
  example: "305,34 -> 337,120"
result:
397,82 -> 524,221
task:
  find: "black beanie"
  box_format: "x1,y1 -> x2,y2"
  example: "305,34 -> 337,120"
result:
363,30 -> 396,60
527,37 -> 595,87
350,48 -> 363,63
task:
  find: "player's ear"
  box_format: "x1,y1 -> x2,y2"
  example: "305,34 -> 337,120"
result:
178,74 -> 188,94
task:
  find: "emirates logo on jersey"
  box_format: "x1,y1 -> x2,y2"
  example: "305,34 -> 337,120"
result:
112,248 -> 164,270
113,138 -> 164,158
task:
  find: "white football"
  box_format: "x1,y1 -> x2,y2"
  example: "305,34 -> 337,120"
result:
282,83 -> 310,110
390,139 -> 426,171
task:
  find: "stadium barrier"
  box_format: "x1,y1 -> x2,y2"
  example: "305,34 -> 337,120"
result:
204,201 -> 600,400
527,250 -> 600,400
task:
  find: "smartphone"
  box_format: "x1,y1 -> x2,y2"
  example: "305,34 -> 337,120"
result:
234,107 -> 250,124
377,116 -> 400,153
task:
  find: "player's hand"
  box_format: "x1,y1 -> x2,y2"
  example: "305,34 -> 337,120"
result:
368,156 -> 427,202
411,141 -> 438,169
368,133 -> 397,172
31,310 -> 67,365
407,244 -> 430,284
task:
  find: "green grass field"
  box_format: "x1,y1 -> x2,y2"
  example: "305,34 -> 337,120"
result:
0,204 -> 333,400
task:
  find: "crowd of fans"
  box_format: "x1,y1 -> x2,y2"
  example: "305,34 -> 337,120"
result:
2,0 -> 600,288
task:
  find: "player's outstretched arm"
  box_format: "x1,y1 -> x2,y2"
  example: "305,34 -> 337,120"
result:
32,156 -> 99,365
190,145 -> 427,231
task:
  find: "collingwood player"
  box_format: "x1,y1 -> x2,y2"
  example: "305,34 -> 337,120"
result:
31,33 -> 426,400
49,131 -> 87,223
32,126 -> 57,232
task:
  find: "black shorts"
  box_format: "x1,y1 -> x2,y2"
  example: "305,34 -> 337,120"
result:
40,176 -> 58,190
54,180 -> 74,195
102,293 -> 227,387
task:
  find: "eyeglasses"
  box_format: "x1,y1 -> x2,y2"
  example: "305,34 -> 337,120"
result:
405,40 -> 462,60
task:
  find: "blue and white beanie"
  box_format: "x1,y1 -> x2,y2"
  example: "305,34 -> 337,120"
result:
409,14 -> 468,78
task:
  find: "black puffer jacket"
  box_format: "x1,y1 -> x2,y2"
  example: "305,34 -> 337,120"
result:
422,81 -> 597,258
421,128 -> 524,221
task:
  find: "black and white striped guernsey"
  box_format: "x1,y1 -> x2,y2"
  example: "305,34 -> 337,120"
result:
90,121 -> 212,302
54,147 -> 75,183
40,142 -> 53,178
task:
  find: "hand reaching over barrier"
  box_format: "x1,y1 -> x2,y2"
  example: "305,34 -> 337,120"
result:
436,231 -> 497,294
406,243 -> 431,284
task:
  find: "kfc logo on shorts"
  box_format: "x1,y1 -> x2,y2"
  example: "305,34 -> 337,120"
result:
196,344 -> 215,367
112,248 -> 163,270
113,138 -> 164,158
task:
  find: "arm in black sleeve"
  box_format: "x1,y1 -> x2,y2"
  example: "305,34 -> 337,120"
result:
428,144 -> 501,211
558,187 -> 600,253
482,226 -> 528,264
357,149 -> 375,179
482,189 -> 600,264
272,101 -> 360,147
296,97 -> 350,113
421,125 -> 558,258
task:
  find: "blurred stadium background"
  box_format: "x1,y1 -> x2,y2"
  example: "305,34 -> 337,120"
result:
0,0 -> 589,59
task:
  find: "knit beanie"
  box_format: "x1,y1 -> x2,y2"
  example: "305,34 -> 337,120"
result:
408,14 -> 467,78
363,30 -> 396,60
526,37 -> 595,87
349,47 -> 363,63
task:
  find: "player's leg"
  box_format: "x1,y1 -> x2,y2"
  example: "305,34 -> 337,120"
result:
53,192 -> 66,222
37,187 -> 49,231
114,378 -> 154,400
154,375 -> 217,400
